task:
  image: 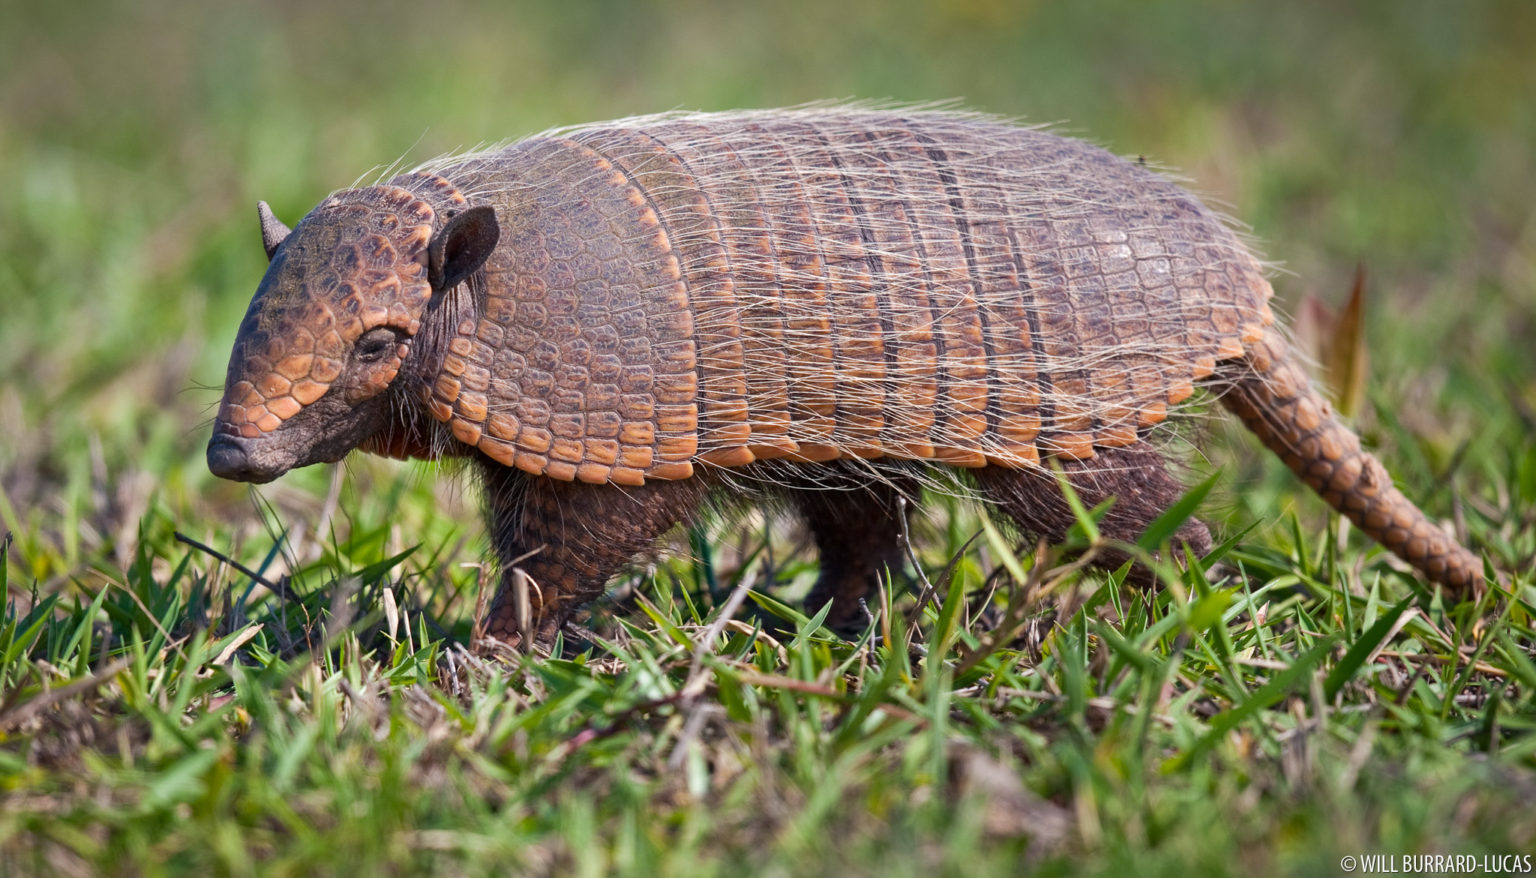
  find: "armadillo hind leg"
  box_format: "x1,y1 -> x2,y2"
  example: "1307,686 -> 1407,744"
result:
1219,328 -> 1482,593
973,442 -> 1214,581
479,462 -> 708,643
787,467 -> 923,631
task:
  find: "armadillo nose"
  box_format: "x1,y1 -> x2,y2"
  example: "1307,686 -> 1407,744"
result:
207,436 -> 269,483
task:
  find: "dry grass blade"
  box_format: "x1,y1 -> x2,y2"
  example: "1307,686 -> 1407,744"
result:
1326,264 -> 1371,419
0,655 -> 134,732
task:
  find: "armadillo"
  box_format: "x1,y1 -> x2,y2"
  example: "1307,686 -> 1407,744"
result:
207,107 -> 1483,641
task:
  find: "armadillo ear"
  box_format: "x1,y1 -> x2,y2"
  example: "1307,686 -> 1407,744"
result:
428,205 -> 500,292
257,201 -> 291,260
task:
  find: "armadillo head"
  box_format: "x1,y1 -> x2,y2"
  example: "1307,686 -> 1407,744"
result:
207,184 -> 498,483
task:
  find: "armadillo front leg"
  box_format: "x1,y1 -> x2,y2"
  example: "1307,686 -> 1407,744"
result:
1221,329 -> 1482,593
479,462 -> 708,643
973,442 -> 1214,580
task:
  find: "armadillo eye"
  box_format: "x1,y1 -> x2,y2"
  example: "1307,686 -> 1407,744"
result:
355,328 -> 398,363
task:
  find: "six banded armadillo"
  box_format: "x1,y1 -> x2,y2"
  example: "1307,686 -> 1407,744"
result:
207,107 -> 1483,642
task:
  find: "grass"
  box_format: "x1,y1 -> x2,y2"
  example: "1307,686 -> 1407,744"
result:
2,493 -> 1533,875
3,0 -> 1535,874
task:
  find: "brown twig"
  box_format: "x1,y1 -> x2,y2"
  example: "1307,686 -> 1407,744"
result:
1378,650 -> 1509,679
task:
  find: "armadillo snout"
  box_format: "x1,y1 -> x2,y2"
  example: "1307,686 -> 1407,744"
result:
207,435 -> 279,484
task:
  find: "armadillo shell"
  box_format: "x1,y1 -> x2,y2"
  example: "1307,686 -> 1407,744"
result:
408,109 -> 1275,486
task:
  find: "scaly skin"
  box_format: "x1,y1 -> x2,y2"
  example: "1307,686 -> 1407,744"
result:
424,113 -> 1276,480
216,187 -> 442,441
208,108 -> 1484,646
1221,329 -> 1482,590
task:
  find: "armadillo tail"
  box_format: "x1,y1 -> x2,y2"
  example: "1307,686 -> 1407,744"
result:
1220,329 -> 1483,594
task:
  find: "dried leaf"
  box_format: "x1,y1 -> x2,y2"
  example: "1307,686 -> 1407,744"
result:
1325,264 -> 1370,418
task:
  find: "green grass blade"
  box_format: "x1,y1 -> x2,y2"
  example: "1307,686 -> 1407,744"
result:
1166,634 -> 1340,772
1137,471 -> 1220,551
1323,594 -> 1413,701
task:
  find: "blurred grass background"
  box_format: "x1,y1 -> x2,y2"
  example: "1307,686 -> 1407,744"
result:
1,1 -> 1534,873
